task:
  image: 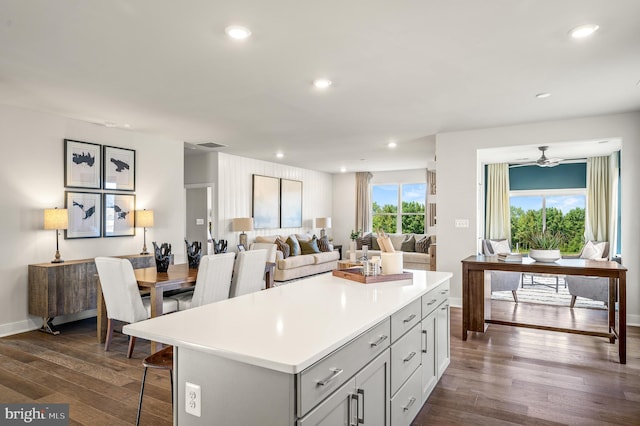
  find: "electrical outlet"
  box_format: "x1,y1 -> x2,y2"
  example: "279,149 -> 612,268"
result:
185,382 -> 201,417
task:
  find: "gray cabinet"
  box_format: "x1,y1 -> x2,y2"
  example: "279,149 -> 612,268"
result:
420,309 -> 437,401
299,349 -> 390,426
436,302 -> 450,378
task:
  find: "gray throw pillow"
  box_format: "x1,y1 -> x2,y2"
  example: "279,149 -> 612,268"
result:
400,235 -> 416,252
416,236 -> 431,253
356,233 -> 372,250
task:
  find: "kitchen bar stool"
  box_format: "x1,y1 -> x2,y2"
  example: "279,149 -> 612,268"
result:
136,345 -> 173,426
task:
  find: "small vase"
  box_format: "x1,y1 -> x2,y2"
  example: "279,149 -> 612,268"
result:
349,240 -> 357,262
153,242 -> 172,272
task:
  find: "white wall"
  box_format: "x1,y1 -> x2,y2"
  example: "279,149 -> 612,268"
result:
0,104 -> 186,336
332,173 -> 356,258
215,153 -> 333,247
436,111 -> 640,325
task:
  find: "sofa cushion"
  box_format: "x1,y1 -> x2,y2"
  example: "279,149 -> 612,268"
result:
403,251 -> 429,264
278,254 -> 315,270
356,233 -> 372,249
416,236 -> 432,253
401,235 -> 416,252
371,236 -> 380,250
313,251 -> 340,264
255,235 -> 282,244
275,238 -> 290,259
317,235 -> 331,252
286,235 -> 301,256
300,236 -> 321,254
389,234 -> 406,251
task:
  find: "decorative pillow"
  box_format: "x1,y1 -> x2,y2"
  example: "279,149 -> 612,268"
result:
371,236 -> 380,250
580,241 -> 606,259
489,239 -> 510,255
299,236 -> 321,255
400,235 -> 416,252
416,236 -> 432,253
295,233 -> 313,242
286,235 -> 301,256
356,233 -> 372,250
275,238 -> 290,259
255,235 -> 282,243
317,235 -> 331,252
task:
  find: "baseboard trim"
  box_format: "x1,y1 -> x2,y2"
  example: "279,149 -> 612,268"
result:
0,310 -> 98,338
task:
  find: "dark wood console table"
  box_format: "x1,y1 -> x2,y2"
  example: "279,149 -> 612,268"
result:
28,254 -> 154,334
461,255 -> 627,364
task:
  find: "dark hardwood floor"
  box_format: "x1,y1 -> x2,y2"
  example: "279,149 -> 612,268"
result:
1,303 -> 638,425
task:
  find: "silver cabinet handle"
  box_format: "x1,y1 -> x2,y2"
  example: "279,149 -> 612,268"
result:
441,305 -> 448,311
422,329 -> 428,353
403,351 -> 417,363
357,388 -> 365,424
369,335 -> 388,347
402,396 -> 417,412
348,393 -> 358,426
426,298 -> 437,306
403,313 -> 416,323
317,368 -> 343,386
440,289 -> 448,294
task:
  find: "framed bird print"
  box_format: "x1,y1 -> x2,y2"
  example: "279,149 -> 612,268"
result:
65,191 -> 102,239
103,145 -> 135,191
103,193 -> 135,237
64,139 -> 102,189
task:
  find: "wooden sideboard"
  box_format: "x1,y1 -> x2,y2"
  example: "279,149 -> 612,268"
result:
28,254 -> 155,334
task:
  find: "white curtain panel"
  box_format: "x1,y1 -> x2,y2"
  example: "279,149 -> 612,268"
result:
585,156 -> 612,242
485,163 -> 511,240
356,172 -> 373,233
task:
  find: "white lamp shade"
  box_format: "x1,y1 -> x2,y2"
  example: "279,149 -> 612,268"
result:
232,217 -> 254,232
135,209 -> 155,227
44,208 -> 68,230
316,217 -> 331,229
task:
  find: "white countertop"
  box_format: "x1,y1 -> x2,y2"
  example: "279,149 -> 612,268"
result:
123,270 -> 452,374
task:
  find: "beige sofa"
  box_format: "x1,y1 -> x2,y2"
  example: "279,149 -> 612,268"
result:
254,234 -> 340,281
347,233 -> 436,271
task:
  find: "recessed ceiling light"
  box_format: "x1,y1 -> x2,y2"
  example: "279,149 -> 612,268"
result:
340,167 -> 346,173
535,92 -> 551,99
569,24 -> 599,39
313,79 -> 332,89
225,25 -> 251,40
122,123 -> 131,129
276,152 -> 284,159
388,141 -> 397,148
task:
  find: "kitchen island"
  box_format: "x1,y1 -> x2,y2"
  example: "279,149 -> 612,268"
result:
124,270 -> 452,425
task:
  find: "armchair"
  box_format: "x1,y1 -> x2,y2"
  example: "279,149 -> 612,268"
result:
481,239 -> 521,303
566,241 -> 610,308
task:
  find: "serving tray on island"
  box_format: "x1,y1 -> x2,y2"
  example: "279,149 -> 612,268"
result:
332,268 -> 413,284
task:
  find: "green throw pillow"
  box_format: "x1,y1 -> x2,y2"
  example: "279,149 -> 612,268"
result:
401,235 -> 416,252
286,235 -> 301,256
299,236 -> 321,254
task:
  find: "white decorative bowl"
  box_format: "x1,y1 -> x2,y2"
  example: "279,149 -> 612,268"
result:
529,249 -> 561,263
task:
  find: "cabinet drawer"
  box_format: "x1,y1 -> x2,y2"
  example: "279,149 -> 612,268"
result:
391,366 -> 422,426
297,318 -> 391,417
422,281 -> 450,318
390,298 -> 421,343
390,324 -> 421,396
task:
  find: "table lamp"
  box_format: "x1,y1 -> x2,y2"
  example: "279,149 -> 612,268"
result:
135,209 -> 154,255
315,217 -> 331,238
232,217 -> 253,247
44,208 -> 68,263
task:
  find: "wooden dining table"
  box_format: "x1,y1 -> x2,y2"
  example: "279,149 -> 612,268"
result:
97,261 -> 276,353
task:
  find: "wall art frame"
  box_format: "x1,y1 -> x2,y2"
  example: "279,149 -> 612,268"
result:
280,178 -> 302,228
65,191 -> 102,239
103,145 -> 136,191
252,174 -> 280,229
103,192 -> 136,237
64,139 -> 102,189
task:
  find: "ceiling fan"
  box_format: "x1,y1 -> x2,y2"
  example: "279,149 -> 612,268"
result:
511,146 -> 563,168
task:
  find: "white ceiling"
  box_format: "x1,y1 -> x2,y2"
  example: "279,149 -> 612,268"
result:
1,1 -> 639,173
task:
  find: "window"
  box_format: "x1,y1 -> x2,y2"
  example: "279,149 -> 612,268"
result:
372,183 -> 426,234
510,189 -> 585,253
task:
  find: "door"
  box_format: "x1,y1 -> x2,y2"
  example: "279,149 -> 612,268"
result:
186,187 -> 212,255
354,349 -> 390,426
421,310 -> 437,401
298,378 -> 356,426
436,302 -> 450,378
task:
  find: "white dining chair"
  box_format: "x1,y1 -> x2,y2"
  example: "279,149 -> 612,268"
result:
169,252 -> 235,310
95,257 -> 178,358
229,249 -> 269,298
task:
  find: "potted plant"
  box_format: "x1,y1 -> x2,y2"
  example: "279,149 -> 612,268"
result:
349,230 -> 361,262
527,231 -> 564,262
